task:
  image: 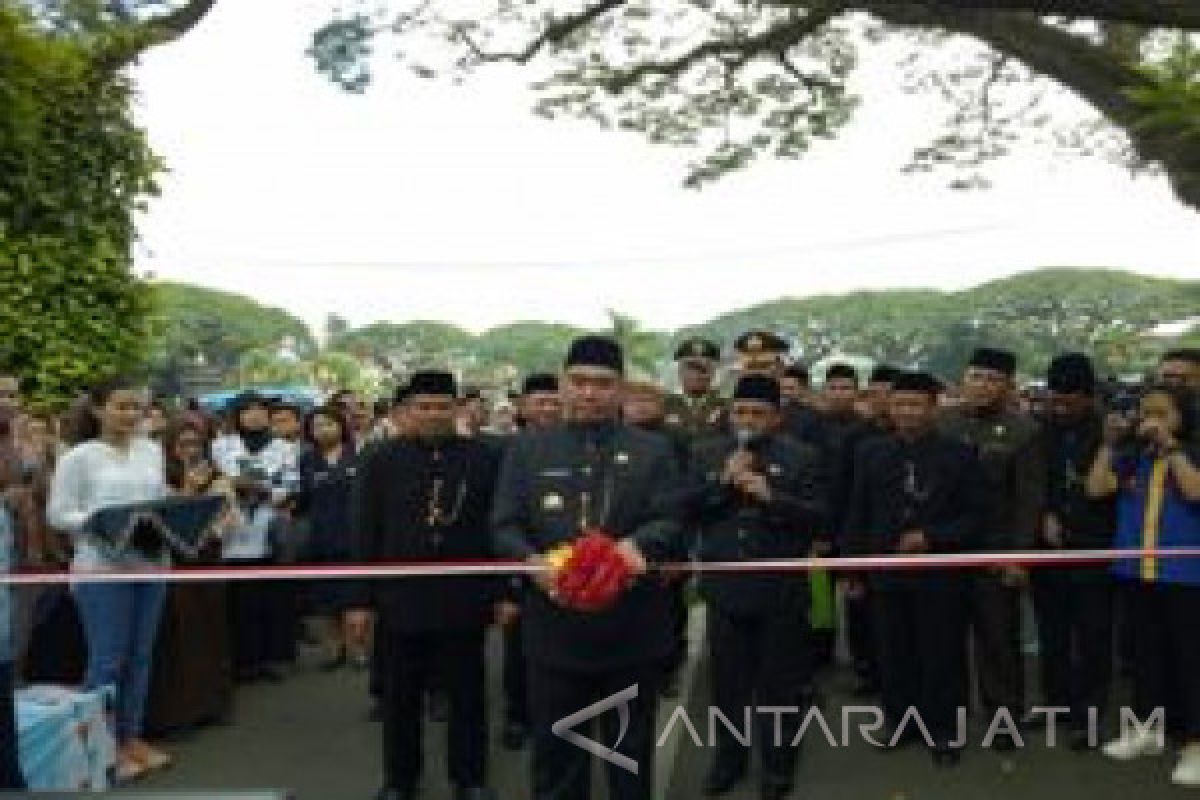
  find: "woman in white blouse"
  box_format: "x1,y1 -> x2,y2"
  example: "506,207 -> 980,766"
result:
46,378 -> 173,782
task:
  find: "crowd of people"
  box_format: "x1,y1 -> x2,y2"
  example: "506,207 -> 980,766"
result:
0,338 -> 1197,800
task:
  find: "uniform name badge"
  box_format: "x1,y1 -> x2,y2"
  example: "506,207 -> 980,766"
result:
542,493 -> 564,511
614,451 -> 630,465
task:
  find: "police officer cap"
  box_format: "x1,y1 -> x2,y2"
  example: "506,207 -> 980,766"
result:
522,372 -> 559,395
407,370 -> 457,398
968,347 -> 1017,376
565,335 -> 624,374
733,374 -> 782,407
734,330 -> 788,355
891,371 -> 943,396
1047,352 -> 1096,395
674,337 -> 720,363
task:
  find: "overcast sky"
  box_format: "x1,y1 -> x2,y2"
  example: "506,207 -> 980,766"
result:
131,0 -> 1200,337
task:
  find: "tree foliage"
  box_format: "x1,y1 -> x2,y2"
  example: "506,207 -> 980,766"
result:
686,267 -> 1200,379
163,267 -> 1198,393
146,281 -> 316,382
0,2 -> 161,408
310,1 -> 1200,211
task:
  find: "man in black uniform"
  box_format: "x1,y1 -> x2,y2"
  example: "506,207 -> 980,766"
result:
1031,353 -> 1116,749
682,374 -> 828,800
732,332 -> 825,452
841,364 -> 899,695
844,371 -> 983,766
817,363 -> 874,688
347,371 -> 502,800
491,335 -> 683,800
861,365 -> 899,436
938,348 -> 1044,736
779,365 -> 811,410
499,372 -> 565,751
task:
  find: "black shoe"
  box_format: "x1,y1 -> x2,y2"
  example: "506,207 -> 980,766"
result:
851,677 -> 879,698
367,701 -> 383,723
259,665 -> 284,684
454,787 -> 496,800
931,746 -> 962,767
702,762 -> 746,796
501,720 -> 528,750
234,667 -> 260,684
662,674 -> 681,699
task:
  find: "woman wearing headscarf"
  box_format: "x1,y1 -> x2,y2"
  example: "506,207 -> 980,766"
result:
143,419 -> 234,734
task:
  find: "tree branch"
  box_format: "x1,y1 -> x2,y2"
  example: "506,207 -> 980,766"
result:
875,7 -> 1200,208
454,0 -> 628,64
834,1 -> 1200,31
102,0 -> 219,69
603,5 -> 844,92
875,8 -> 1145,121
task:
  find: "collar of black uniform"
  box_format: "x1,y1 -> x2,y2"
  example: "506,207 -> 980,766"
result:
412,433 -> 456,451
895,428 -> 937,448
967,404 -> 1006,421
569,418 -> 619,448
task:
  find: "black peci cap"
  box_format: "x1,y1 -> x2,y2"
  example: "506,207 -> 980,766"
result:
968,347 -> 1017,377
565,335 -> 624,374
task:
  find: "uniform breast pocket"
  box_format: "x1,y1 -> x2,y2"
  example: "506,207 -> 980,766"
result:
530,472 -> 575,536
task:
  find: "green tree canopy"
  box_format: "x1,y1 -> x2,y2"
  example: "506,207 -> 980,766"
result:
0,2 -> 162,407
311,2 -> 1200,212
146,281 -> 316,377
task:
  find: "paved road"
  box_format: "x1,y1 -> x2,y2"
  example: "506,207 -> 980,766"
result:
134,611 -> 1195,800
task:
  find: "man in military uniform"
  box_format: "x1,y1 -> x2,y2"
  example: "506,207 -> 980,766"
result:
624,377 -> 690,469
347,371 -> 502,800
491,335 -> 684,800
733,330 -> 788,378
681,374 -> 828,800
844,371 -> 984,766
664,337 -> 727,442
937,348 -> 1045,740
498,372 -> 565,751
1031,353 -> 1116,750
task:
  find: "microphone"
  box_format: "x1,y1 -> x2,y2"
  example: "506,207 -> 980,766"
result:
734,427 -> 754,451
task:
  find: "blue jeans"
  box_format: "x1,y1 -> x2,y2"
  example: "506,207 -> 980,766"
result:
72,581 -> 167,743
